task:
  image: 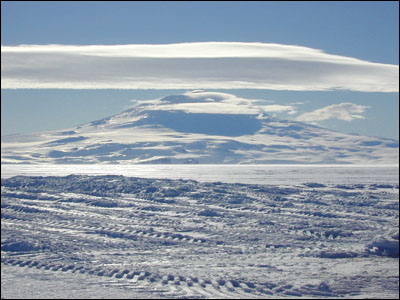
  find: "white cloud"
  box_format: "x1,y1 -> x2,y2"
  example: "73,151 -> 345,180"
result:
295,103 -> 371,123
135,91 -> 263,114
261,105 -> 296,114
1,42 -> 398,92
128,91 -> 297,115
287,110 -> 298,115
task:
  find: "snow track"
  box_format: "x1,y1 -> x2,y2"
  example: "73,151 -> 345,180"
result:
1,175 -> 399,298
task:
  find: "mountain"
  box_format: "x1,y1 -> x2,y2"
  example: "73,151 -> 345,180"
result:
1,91 -> 398,164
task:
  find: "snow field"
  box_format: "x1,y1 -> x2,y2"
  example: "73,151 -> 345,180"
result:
1,175 -> 399,298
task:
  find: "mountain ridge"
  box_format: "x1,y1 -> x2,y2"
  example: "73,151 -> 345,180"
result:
1,91 -> 398,164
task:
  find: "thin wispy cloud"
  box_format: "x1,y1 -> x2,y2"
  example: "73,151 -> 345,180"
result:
296,103 -> 371,123
1,42 -> 398,92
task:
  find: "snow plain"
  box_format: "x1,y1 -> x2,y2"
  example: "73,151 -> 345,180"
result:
1,165 -> 399,299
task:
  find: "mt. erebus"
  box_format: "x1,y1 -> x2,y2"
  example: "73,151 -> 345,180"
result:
1,91 -> 398,164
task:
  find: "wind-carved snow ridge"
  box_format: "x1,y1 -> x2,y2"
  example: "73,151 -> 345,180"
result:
1,91 -> 398,164
1,175 -> 399,298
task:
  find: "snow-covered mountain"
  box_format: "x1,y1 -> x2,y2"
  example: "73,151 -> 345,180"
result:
1,91 -> 398,164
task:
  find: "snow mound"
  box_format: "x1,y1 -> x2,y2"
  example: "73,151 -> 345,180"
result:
1,241 -> 40,252
317,250 -> 358,259
366,233 -> 399,258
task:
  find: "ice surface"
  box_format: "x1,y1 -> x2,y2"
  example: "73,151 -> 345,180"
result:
1,164 -> 399,185
1,171 -> 398,299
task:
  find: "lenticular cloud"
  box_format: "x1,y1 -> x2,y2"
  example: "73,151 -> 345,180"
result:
1,42 -> 398,92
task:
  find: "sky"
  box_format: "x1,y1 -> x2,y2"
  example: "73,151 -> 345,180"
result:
1,1 -> 399,140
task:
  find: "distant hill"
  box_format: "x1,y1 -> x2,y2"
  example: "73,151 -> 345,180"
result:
1,91 -> 398,164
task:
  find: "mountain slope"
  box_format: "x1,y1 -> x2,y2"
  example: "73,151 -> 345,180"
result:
1,91 -> 398,164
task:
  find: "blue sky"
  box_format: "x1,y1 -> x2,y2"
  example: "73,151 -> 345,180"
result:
1,1 -> 399,140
